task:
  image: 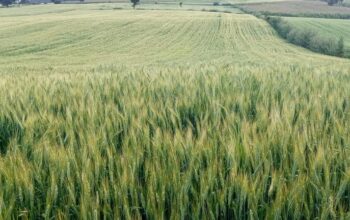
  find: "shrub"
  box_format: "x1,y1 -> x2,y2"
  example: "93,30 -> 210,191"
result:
266,16 -> 345,57
337,37 -> 345,57
327,0 -> 344,6
266,17 -> 291,38
131,0 -> 140,8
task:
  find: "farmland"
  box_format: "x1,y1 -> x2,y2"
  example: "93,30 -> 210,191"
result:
0,5 -> 341,72
1,4 -> 350,219
79,0 -> 287,4
238,0 -> 350,18
284,17 -> 350,57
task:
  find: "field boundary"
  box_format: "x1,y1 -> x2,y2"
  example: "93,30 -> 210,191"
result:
233,5 -> 349,58
266,16 -> 347,58
236,1 -> 350,19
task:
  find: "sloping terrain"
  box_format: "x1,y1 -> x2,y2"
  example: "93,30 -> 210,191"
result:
1,5 -> 350,219
0,5 -> 344,72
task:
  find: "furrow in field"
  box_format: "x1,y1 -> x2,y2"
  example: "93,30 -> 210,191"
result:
0,9 -> 348,69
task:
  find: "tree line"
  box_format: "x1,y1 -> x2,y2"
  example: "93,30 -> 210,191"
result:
266,16 -> 345,57
1,0 -> 140,6
324,0 -> 344,6
0,0 -> 345,7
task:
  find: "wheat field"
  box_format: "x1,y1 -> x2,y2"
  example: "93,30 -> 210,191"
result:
1,5 -> 350,219
0,6 -> 343,70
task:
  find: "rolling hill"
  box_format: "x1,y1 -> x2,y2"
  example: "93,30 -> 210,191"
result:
0,4 -> 345,72
1,5 -> 350,219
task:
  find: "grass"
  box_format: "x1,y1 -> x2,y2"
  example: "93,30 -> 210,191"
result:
284,17 -> 350,57
1,5 -> 350,219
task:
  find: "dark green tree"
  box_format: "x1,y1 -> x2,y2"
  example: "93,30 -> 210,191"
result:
327,0 -> 343,6
0,0 -> 15,7
131,0 -> 139,8
337,37 -> 344,57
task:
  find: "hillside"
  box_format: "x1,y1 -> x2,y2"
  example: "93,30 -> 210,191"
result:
1,5 -> 350,219
0,5 -> 345,72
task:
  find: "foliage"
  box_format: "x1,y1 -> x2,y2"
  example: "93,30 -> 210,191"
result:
326,0 -> 344,6
131,0 -> 139,8
284,16 -> 350,58
337,37 -> 345,56
0,0 -> 14,7
266,16 -> 345,57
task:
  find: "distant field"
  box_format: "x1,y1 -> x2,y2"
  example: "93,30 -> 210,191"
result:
0,4 -> 338,72
284,17 -> 350,57
239,0 -> 350,18
92,2 -> 243,13
80,0 -> 288,4
1,4 -> 350,219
